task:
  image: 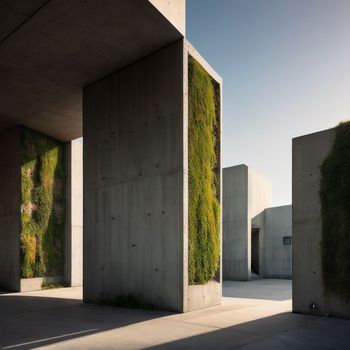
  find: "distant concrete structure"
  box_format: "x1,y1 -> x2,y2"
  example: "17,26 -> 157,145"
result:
293,128 -> 350,318
223,165 -> 292,281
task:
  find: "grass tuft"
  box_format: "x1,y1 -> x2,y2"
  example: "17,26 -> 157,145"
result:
188,56 -> 220,285
320,121 -> 350,301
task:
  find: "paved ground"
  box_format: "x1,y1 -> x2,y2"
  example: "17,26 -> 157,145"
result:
0,279 -> 349,349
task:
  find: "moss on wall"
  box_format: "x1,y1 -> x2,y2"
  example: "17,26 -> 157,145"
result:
188,55 -> 220,285
20,128 -> 65,278
320,121 -> 350,301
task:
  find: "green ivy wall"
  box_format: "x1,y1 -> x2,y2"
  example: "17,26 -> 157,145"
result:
188,55 -> 220,285
320,121 -> 350,301
20,128 -> 65,278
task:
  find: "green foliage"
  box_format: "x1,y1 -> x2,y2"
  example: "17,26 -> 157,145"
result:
188,56 -> 220,285
100,294 -> 155,311
320,121 -> 350,301
41,281 -> 68,290
20,127 -> 65,278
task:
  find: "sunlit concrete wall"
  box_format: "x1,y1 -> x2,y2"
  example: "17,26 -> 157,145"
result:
223,165 -> 271,280
263,205 -> 292,279
65,139 -> 83,287
293,128 -> 350,318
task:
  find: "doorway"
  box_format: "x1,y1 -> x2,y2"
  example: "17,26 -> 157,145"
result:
251,228 -> 260,275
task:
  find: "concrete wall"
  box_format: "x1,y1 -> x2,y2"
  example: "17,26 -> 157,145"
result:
249,168 -> 272,278
149,0 -> 186,35
223,165 -> 249,280
0,127 -> 21,291
83,39 -> 222,312
83,40 -> 185,311
223,165 -> 271,280
65,139 -> 83,287
263,205 -> 292,279
293,128 -> 350,318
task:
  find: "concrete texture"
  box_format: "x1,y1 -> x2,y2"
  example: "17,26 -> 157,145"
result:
149,0 -> 185,35
65,139 -> 83,287
83,39 -> 222,312
293,128 -> 350,318
263,205 -> 292,279
0,0 -> 184,141
0,127 -> 21,291
83,40 -> 185,312
1,281 -> 350,349
20,276 -> 64,293
223,165 -> 271,280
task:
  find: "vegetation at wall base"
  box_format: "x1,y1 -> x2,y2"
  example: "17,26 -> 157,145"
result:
99,294 -> 156,311
188,55 -> 220,285
320,121 -> 350,301
20,127 -> 65,278
41,281 -> 68,290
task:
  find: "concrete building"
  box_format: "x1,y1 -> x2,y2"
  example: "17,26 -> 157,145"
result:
293,128 -> 350,319
0,1 -> 222,312
223,165 -> 292,281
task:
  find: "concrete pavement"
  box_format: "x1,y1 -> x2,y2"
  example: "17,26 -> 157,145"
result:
0,280 -> 349,349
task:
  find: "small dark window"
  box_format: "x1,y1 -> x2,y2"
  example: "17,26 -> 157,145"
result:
283,236 -> 292,245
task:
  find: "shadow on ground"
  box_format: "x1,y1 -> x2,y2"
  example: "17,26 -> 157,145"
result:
0,293 -> 169,350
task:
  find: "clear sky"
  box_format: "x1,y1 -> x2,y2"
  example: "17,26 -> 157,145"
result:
186,0 -> 350,206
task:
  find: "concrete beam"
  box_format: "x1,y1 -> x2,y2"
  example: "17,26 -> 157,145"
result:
0,0 -> 184,141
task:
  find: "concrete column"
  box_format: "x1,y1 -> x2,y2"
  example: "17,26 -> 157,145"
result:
293,128 -> 350,318
0,127 -> 21,291
65,139 -> 83,287
83,39 -> 222,312
223,165 -> 271,281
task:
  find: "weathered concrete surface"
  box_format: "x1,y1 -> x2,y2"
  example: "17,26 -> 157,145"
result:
293,128 -> 350,318
223,165 -> 271,280
223,165 -> 249,280
0,0 -> 184,141
83,40 -> 185,311
263,205 -> 292,279
248,168 -> 272,278
83,40 -> 222,312
20,276 -> 64,292
65,139 -> 83,287
0,127 -> 21,291
1,282 -> 350,349
149,0 -> 185,35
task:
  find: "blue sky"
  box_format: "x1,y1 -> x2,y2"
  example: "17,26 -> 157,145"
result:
187,0 -> 350,206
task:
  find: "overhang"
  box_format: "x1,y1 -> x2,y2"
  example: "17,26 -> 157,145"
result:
0,0 -> 184,141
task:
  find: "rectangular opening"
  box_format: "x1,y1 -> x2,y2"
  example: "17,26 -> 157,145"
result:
251,228 -> 260,275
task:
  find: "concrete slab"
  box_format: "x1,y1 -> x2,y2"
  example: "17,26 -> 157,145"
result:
0,0 -> 184,141
0,280 -> 349,349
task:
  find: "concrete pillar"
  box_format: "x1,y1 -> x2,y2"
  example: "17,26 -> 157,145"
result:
0,127 -> 21,291
83,39 -> 222,312
223,165 -> 271,281
65,139 -> 83,287
293,128 -> 350,318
